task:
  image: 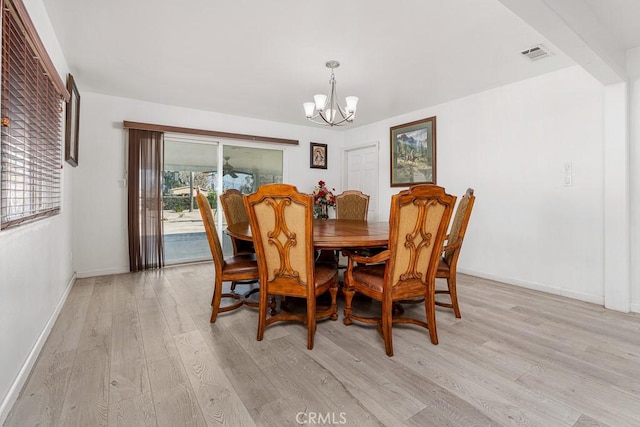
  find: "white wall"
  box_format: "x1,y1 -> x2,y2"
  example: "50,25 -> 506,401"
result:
345,66 -> 607,304
75,93 -> 344,277
0,0 -> 75,422
628,46 -> 640,312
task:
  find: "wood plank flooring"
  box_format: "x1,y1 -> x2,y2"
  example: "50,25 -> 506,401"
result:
5,264 -> 640,426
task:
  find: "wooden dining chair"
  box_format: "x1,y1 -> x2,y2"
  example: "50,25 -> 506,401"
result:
244,183 -> 339,350
196,188 -> 259,323
219,188 -> 256,292
335,190 -> 369,220
336,189 -> 392,259
436,188 -> 475,318
343,185 -> 456,356
324,190 -> 371,266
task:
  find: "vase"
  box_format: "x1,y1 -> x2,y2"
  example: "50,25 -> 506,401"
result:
316,204 -> 329,219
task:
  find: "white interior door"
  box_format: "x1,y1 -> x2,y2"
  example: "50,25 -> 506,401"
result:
343,143 -> 379,221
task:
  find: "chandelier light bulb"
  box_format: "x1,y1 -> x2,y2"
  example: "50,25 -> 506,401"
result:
345,96 -> 358,114
303,102 -> 315,118
314,94 -> 327,112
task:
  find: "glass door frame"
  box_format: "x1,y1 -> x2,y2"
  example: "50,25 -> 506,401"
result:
162,133 -> 220,264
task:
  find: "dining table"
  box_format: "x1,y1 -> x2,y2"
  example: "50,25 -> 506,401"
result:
225,218 -> 390,250
227,218 -> 392,314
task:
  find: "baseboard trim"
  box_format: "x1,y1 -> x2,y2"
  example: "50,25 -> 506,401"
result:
77,266 -> 129,278
458,268 -> 604,306
630,302 -> 640,314
0,273 -> 76,425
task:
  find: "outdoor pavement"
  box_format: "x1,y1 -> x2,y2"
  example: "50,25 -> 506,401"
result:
163,210 -> 206,234
163,209 -> 234,263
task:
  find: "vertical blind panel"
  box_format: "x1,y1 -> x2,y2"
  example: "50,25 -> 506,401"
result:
1,0 -> 62,229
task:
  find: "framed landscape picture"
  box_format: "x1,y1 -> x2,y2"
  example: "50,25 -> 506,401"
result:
390,116 -> 436,186
310,142 -> 327,169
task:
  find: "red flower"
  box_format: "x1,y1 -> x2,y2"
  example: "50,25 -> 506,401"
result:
313,180 -> 335,207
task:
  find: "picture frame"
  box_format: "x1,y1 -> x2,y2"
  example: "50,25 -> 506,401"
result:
310,142 -> 327,169
64,74 -> 80,167
390,116 -> 436,186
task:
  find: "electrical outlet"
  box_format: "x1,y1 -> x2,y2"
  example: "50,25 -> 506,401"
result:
564,175 -> 573,186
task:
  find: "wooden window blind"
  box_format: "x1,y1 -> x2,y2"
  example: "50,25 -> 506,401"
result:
1,0 -> 67,229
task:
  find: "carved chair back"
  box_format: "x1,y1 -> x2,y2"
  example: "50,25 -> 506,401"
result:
220,188 -> 254,255
244,183 -> 315,299
196,189 -> 225,273
335,190 -> 370,220
220,189 -> 249,225
385,185 -> 456,297
443,188 -> 475,266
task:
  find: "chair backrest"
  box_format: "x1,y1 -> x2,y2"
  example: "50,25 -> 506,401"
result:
196,188 -> 225,273
220,188 -> 249,226
444,188 -> 475,266
336,190 -> 370,220
385,185 -> 456,291
244,184 -> 315,297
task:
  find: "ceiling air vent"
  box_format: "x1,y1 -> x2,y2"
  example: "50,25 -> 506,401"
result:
520,44 -> 552,61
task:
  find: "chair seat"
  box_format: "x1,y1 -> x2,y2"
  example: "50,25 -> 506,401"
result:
223,253 -> 258,275
314,264 -> 339,291
436,258 -> 450,276
352,264 -> 386,293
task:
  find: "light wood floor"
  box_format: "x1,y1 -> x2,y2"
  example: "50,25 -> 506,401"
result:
5,263 -> 640,426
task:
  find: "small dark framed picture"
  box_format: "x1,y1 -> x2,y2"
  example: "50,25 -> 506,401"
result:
65,74 -> 80,167
310,142 -> 327,169
390,116 -> 436,186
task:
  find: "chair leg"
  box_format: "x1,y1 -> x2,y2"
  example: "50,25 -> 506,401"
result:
329,280 -> 338,321
230,281 -> 237,292
210,277 -> 223,323
425,294 -> 439,345
257,288 -> 269,341
343,287 -> 355,325
381,299 -> 393,357
448,276 -> 461,318
307,299 -> 316,350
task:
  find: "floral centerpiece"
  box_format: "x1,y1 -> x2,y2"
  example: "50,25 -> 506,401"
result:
313,180 -> 335,219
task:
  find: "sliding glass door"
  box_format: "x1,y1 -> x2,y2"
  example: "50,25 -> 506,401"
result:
163,136 -> 218,264
162,136 -> 284,264
218,145 -> 283,255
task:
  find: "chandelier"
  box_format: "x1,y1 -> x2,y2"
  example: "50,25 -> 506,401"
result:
303,60 -> 358,127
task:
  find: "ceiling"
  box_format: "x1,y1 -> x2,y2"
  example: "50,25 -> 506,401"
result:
41,0 -> 640,129
582,0 -> 640,49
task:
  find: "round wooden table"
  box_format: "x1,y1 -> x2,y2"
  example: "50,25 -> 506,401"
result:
226,219 -> 389,250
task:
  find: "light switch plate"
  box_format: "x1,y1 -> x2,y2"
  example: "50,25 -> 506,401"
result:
564,162 -> 573,174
